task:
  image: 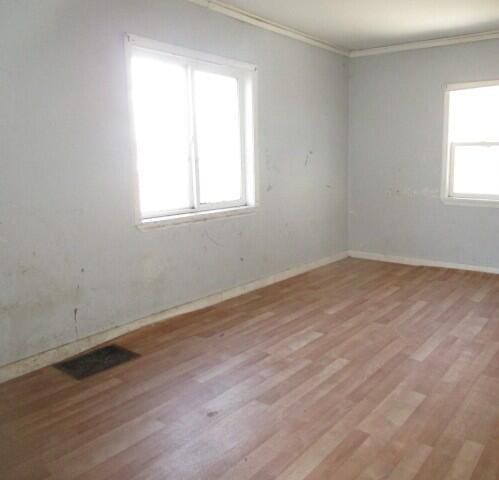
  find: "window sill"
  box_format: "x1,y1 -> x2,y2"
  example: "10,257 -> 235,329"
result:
137,205 -> 257,230
441,196 -> 499,208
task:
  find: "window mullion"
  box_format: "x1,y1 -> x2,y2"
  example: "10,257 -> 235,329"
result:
187,65 -> 201,210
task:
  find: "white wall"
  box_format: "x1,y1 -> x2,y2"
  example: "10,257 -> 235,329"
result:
349,39 -> 499,269
0,0 -> 348,367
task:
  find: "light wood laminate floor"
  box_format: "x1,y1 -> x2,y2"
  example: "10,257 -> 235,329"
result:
1,258 -> 498,479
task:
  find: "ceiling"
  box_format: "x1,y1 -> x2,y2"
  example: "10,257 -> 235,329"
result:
217,0 -> 499,51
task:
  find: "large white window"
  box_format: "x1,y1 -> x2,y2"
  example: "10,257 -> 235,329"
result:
442,81 -> 499,207
126,35 -> 257,227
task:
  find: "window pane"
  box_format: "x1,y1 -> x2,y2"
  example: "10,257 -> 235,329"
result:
448,85 -> 499,143
452,145 -> 499,196
193,70 -> 242,204
130,52 -> 191,217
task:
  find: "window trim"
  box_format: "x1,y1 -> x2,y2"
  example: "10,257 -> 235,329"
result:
138,205 -> 258,231
441,79 -> 499,208
125,34 -> 259,228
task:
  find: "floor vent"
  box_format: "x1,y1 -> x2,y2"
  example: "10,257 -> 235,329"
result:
54,345 -> 139,379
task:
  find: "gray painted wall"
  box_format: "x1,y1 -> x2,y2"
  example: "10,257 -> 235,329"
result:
349,40 -> 499,268
0,0 -> 348,366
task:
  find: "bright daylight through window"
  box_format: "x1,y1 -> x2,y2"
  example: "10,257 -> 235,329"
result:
127,36 -> 256,225
444,82 -> 499,205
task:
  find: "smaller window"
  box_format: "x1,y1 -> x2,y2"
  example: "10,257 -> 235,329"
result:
126,35 -> 257,227
442,81 -> 499,207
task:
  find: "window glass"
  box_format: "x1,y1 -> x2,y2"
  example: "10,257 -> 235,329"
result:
130,54 -> 191,216
452,145 -> 499,196
194,70 -> 242,204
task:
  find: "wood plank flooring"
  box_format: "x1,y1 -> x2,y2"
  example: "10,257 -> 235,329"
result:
0,258 -> 498,479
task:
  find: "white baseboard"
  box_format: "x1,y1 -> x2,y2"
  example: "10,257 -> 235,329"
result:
0,251 -> 348,383
348,250 -> 499,275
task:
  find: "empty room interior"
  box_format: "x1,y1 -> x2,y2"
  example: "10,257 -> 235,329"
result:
1,1 -> 499,478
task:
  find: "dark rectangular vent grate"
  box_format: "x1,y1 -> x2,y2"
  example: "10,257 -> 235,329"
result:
54,345 -> 139,379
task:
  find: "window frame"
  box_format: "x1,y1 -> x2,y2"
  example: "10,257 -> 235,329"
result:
125,34 -> 258,228
441,79 -> 499,208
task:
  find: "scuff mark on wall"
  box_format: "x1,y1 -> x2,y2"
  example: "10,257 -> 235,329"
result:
73,308 -> 79,338
385,187 -> 439,198
304,150 -> 313,166
203,228 -> 223,247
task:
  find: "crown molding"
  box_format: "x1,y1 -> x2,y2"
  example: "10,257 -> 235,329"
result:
187,0 -> 349,56
188,0 -> 499,59
349,29 -> 499,57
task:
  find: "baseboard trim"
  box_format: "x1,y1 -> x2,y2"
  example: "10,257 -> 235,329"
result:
348,250 -> 499,275
0,251 -> 348,383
